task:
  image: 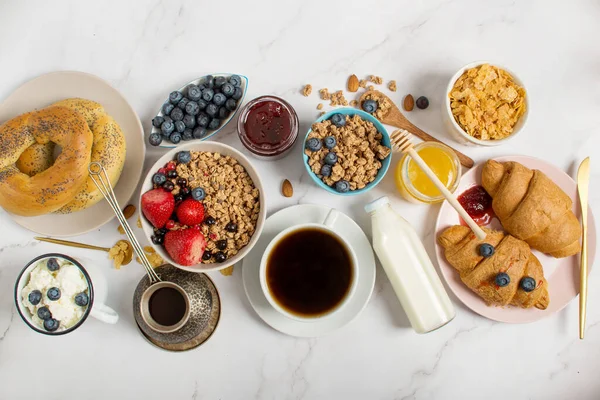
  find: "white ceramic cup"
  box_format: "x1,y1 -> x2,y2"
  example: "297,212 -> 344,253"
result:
14,253 -> 119,335
259,209 -> 359,322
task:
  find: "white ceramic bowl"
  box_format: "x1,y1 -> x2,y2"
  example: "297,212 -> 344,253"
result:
443,61 -> 529,146
139,142 -> 266,273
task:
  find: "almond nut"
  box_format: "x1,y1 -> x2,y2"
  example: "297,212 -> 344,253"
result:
347,74 -> 359,92
123,204 -> 136,219
403,94 -> 415,112
282,179 -> 293,197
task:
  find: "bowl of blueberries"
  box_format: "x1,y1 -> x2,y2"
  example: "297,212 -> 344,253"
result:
148,73 -> 248,148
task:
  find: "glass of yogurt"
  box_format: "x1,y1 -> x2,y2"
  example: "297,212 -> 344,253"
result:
14,253 -> 118,335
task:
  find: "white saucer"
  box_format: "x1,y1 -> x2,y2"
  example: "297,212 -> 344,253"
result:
242,204 -> 376,337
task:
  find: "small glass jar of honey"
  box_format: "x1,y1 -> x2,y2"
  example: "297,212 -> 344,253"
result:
394,142 -> 461,204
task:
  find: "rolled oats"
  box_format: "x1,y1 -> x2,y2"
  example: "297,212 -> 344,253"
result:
319,88 -> 330,100
369,75 -> 383,85
302,84 -> 312,97
388,80 -> 397,92
316,103 -> 323,110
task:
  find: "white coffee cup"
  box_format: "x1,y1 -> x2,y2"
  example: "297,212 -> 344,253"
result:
14,253 -> 119,335
259,209 -> 358,322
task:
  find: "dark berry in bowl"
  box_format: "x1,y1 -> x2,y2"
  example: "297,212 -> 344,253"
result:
205,75 -> 215,88
202,251 -> 212,261
183,114 -> 196,129
221,83 -> 235,97
170,107 -> 184,121
495,272 -> 510,287
187,85 -> 202,101
151,235 -> 164,245
177,177 -> 187,186
185,101 -> 200,116
162,103 -> 175,115
180,187 -> 191,197
323,136 -> 336,149
362,99 -> 378,114
214,76 -> 227,88
213,93 -> 227,106
218,107 -> 230,119
174,120 -> 186,133
225,222 -> 237,232
330,113 -> 345,127
335,180 -> 350,193
216,239 -> 228,250
74,292 -> 89,307
177,151 -> 191,164
192,187 -> 206,201
149,133 -> 162,147
28,290 -> 42,305
519,276 -> 537,292
169,91 -> 183,104
208,118 -> 221,130
37,306 -> 51,320
416,96 -> 429,109
161,120 -> 175,136
320,164 -> 332,177
204,216 -> 216,225
197,99 -> 208,110
177,97 -> 189,110
46,258 -> 60,271
229,75 -> 242,87
214,252 -> 226,263
225,98 -> 237,111
197,114 -> 210,127
152,116 -> 165,128
174,194 -> 184,202
162,181 -> 175,192
232,87 -> 243,100
324,152 -> 338,165
305,138 -> 322,151
47,287 -> 61,301
182,129 -> 193,141
193,127 -> 207,139
167,169 -> 178,179
206,103 -> 219,117
202,88 -> 215,102
170,132 -> 182,144
152,173 -> 167,185
43,318 -> 60,332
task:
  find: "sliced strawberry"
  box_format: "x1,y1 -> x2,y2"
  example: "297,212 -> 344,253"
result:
141,188 -> 175,229
176,199 -> 205,226
164,229 -> 206,266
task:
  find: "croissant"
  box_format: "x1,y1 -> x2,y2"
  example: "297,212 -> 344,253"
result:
438,225 -> 549,309
481,160 -> 581,258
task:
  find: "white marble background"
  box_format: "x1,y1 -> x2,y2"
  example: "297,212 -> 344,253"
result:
0,0 -> 599,399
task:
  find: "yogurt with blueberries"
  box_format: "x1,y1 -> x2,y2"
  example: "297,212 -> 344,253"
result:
21,257 -> 90,332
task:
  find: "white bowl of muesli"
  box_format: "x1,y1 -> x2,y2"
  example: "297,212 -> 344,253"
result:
139,142 -> 266,272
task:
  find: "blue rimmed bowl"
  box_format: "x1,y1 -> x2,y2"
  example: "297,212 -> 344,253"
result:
302,108 -> 392,196
152,73 -> 248,149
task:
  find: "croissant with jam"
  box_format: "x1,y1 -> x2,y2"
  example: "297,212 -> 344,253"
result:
438,225 -> 549,309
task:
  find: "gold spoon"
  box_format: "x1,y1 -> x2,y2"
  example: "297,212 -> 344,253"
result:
34,237 -> 134,266
577,157 -> 590,339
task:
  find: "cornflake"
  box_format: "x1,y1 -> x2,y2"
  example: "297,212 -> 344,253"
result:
449,64 -> 526,140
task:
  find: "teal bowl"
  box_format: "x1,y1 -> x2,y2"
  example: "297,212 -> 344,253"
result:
302,108 -> 391,196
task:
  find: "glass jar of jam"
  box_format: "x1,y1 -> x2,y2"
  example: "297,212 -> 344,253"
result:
237,95 -> 298,159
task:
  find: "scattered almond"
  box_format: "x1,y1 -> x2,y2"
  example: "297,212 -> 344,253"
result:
302,84 -> 312,96
347,74 -> 359,92
388,80 -> 397,92
122,204 -> 136,219
403,94 -> 415,112
220,266 -> 234,276
317,103 -> 323,110
282,179 -> 293,197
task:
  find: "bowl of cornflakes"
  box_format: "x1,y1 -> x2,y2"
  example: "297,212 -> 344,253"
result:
444,61 -> 528,146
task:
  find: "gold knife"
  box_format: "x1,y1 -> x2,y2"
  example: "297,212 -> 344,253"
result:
577,157 -> 590,339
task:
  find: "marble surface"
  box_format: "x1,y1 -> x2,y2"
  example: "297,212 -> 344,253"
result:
0,1 -> 599,399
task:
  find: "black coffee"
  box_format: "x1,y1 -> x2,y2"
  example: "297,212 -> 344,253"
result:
149,287 -> 186,326
266,228 -> 353,317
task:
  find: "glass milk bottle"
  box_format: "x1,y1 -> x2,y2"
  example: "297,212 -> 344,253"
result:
365,197 -> 455,333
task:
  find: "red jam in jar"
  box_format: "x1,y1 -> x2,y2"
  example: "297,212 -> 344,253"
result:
237,95 -> 298,159
457,185 -> 495,226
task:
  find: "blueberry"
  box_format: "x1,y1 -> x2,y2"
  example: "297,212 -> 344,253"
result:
495,272 -> 510,287
152,173 -> 167,185
416,96 -> 429,109
320,164 -> 332,177
169,91 -> 183,104
218,107 -> 230,119
478,243 -> 495,258
204,216 -> 216,226
305,138 -> 322,151
225,222 -> 237,232
177,151 -> 191,164
335,180 -> 350,193
214,76 -> 227,88
162,103 -> 174,116
170,132 -> 182,144
213,93 -> 227,106
221,83 -> 235,97
187,85 -> 202,101
197,99 -> 208,110
323,136 -> 336,149
216,239 -> 227,250
174,120 -> 186,133
167,170 -> 177,179
185,101 -> 200,116
28,290 -> 42,305
191,187 -> 206,201
46,258 -> 60,272
163,181 -> 175,192
148,133 -> 162,147
197,113 -> 210,127
163,116 -> 173,123
204,75 -> 215,88
208,118 -> 221,130
74,292 -> 89,307
214,252 -> 226,263
225,98 -> 237,111
202,88 -> 215,102
151,234 -> 164,245
170,107 -> 184,121
183,114 -> 196,129
232,87 -> 243,100
229,75 -> 242,87
202,251 -> 212,261
193,127 -> 207,139
161,120 -> 175,136
324,152 -> 338,165
177,97 -> 189,110
37,306 -> 51,320
362,99 -> 378,114
519,276 -> 537,292
182,129 -> 193,141
47,287 -> 61,301
206,103 -> 219,117
330,113 -> 346,127
152,116 -> 165,128
43,318 -> 59,332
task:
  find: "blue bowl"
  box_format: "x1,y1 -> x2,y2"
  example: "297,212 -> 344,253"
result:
302,108 -> 391,196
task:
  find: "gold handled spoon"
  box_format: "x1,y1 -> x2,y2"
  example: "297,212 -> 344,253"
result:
35,237 -> 134,266
359,90 -> 474,169
577,157 -> 590,339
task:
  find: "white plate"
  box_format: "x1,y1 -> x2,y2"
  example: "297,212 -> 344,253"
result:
242,204 -> 376,337
0,71 -> 145,237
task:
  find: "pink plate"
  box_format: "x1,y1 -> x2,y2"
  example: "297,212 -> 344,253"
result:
435,155 -> 596,323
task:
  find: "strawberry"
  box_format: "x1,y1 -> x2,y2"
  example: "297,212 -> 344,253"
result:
141,188 -> 175,229
176,199 -> 205,226
164,229 -> 206,266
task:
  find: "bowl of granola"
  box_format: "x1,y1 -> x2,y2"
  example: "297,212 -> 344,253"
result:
139,142 -> 265,272
444,61 -> 528,146
303,109 -> 392,196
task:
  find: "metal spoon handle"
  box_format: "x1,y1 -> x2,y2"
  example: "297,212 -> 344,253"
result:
35,237 -> 110,252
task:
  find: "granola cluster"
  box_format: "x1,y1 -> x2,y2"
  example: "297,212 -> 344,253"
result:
172,151 -> 260,262
305,115 -> 391,191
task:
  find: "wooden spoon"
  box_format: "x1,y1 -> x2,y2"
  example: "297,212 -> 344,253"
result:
34,237 -> 134,266
360,90 -> 474,168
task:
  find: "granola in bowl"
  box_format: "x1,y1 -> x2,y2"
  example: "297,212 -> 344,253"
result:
303,110 -> 391,195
